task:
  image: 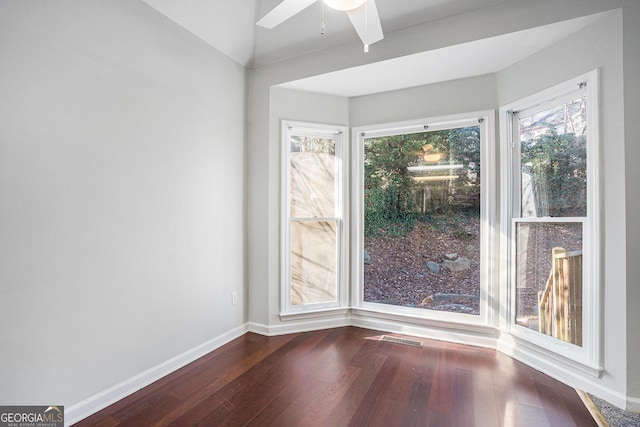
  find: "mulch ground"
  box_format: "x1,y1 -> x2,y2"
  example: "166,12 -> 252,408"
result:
363,211 -> 481,315
363,212 -> 582,319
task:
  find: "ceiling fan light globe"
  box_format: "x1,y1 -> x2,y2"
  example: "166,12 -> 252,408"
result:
322,0 -> 367,11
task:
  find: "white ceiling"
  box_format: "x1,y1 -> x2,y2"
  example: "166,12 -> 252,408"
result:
140,1 -> 607,98
140,0 -> 257,66
252,0 -> 510,67
277,13 -> 604,97
141,0 -> 512,67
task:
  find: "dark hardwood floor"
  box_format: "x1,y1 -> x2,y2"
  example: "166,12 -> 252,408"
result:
74,327 -> 597,426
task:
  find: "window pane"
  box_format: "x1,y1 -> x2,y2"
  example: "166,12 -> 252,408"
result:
520,97 -> 587,217
290,220 -> 337,305
515,222 -> 582,346
363,127 -> 481,315
290,136 -> 336,218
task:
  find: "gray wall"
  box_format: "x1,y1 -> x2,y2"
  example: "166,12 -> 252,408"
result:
349,74 -> 497,127
0,0 -> 246,406
622,0 -> 640,401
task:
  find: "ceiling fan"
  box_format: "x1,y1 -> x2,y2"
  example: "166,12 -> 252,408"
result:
256,0 -> 384,51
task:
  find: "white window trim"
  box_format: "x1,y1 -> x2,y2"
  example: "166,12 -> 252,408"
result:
351,110 -> 497,329
280,121 -> 349,319
498,70 -> 602,374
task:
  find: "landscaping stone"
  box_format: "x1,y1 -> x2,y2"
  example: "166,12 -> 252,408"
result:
442,256 -> 471,272
434,293 -> 480,302
426,261 -> 441,274
435,303 -> 475,312
364,249 -> 371,265
444,253 -> 458,260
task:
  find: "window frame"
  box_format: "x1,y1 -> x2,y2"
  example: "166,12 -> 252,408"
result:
280,121 -> 349,318
351,111 -> 497,329
499,70 -> 602,372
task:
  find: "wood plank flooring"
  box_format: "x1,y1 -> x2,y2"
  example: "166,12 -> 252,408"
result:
74,327 -> 597,426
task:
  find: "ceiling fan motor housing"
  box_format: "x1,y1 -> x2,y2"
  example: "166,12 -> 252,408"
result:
323,0 -> 367,11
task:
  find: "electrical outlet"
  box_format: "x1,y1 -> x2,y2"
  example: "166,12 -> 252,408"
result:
232,292 -> 238,305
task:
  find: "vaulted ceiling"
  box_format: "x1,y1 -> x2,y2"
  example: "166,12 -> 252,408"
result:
141,0 -> 511,67
139,0 -> 607,97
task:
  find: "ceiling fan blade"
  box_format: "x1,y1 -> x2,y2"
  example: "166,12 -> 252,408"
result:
256,0 -> 318,29
347,0 -> 383,46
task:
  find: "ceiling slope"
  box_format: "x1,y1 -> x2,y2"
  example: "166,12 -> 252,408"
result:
141,0 -> 256,66
141,0 -> 511,67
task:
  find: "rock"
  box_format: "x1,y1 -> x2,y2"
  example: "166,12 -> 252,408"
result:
416,273 -> 425,279
434,293 -> 480,303
442,256 -> 471,272
444,253 -> 458,260
420,295 -> 434,305
401,268 -> 409,275
426,261 -> 441,274
364,249 -> 371,265
466,245 -> 475,252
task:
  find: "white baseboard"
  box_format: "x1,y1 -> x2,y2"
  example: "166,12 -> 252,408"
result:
247,321 -> 271,336
248,316 -> 350,336
351,313 -> 498,349
496,333 -> 630,410
64,323 -> 248,426
626,395 -> 640,413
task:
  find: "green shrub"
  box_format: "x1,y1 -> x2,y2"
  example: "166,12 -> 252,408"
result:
521,129 -> 586,217
364,127 -> 480,236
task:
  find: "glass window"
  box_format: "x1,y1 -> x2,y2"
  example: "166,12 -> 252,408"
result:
353,111 -> 495,327
362,127 -> 482,316
514,95 -> 588,346
502,71 -> 600,369
515,222 -> 583,346
282,122 -> 347,314
519,96 -> 587,218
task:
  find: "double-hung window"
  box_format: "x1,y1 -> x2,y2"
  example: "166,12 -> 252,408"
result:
500,70 -> 601,371
281,121 -> 348,316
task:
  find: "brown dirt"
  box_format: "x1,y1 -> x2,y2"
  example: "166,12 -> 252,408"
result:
363,212 -> 480,315
363,213 -> 581,319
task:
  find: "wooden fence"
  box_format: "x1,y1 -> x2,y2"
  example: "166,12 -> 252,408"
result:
537,247 -> 583,346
